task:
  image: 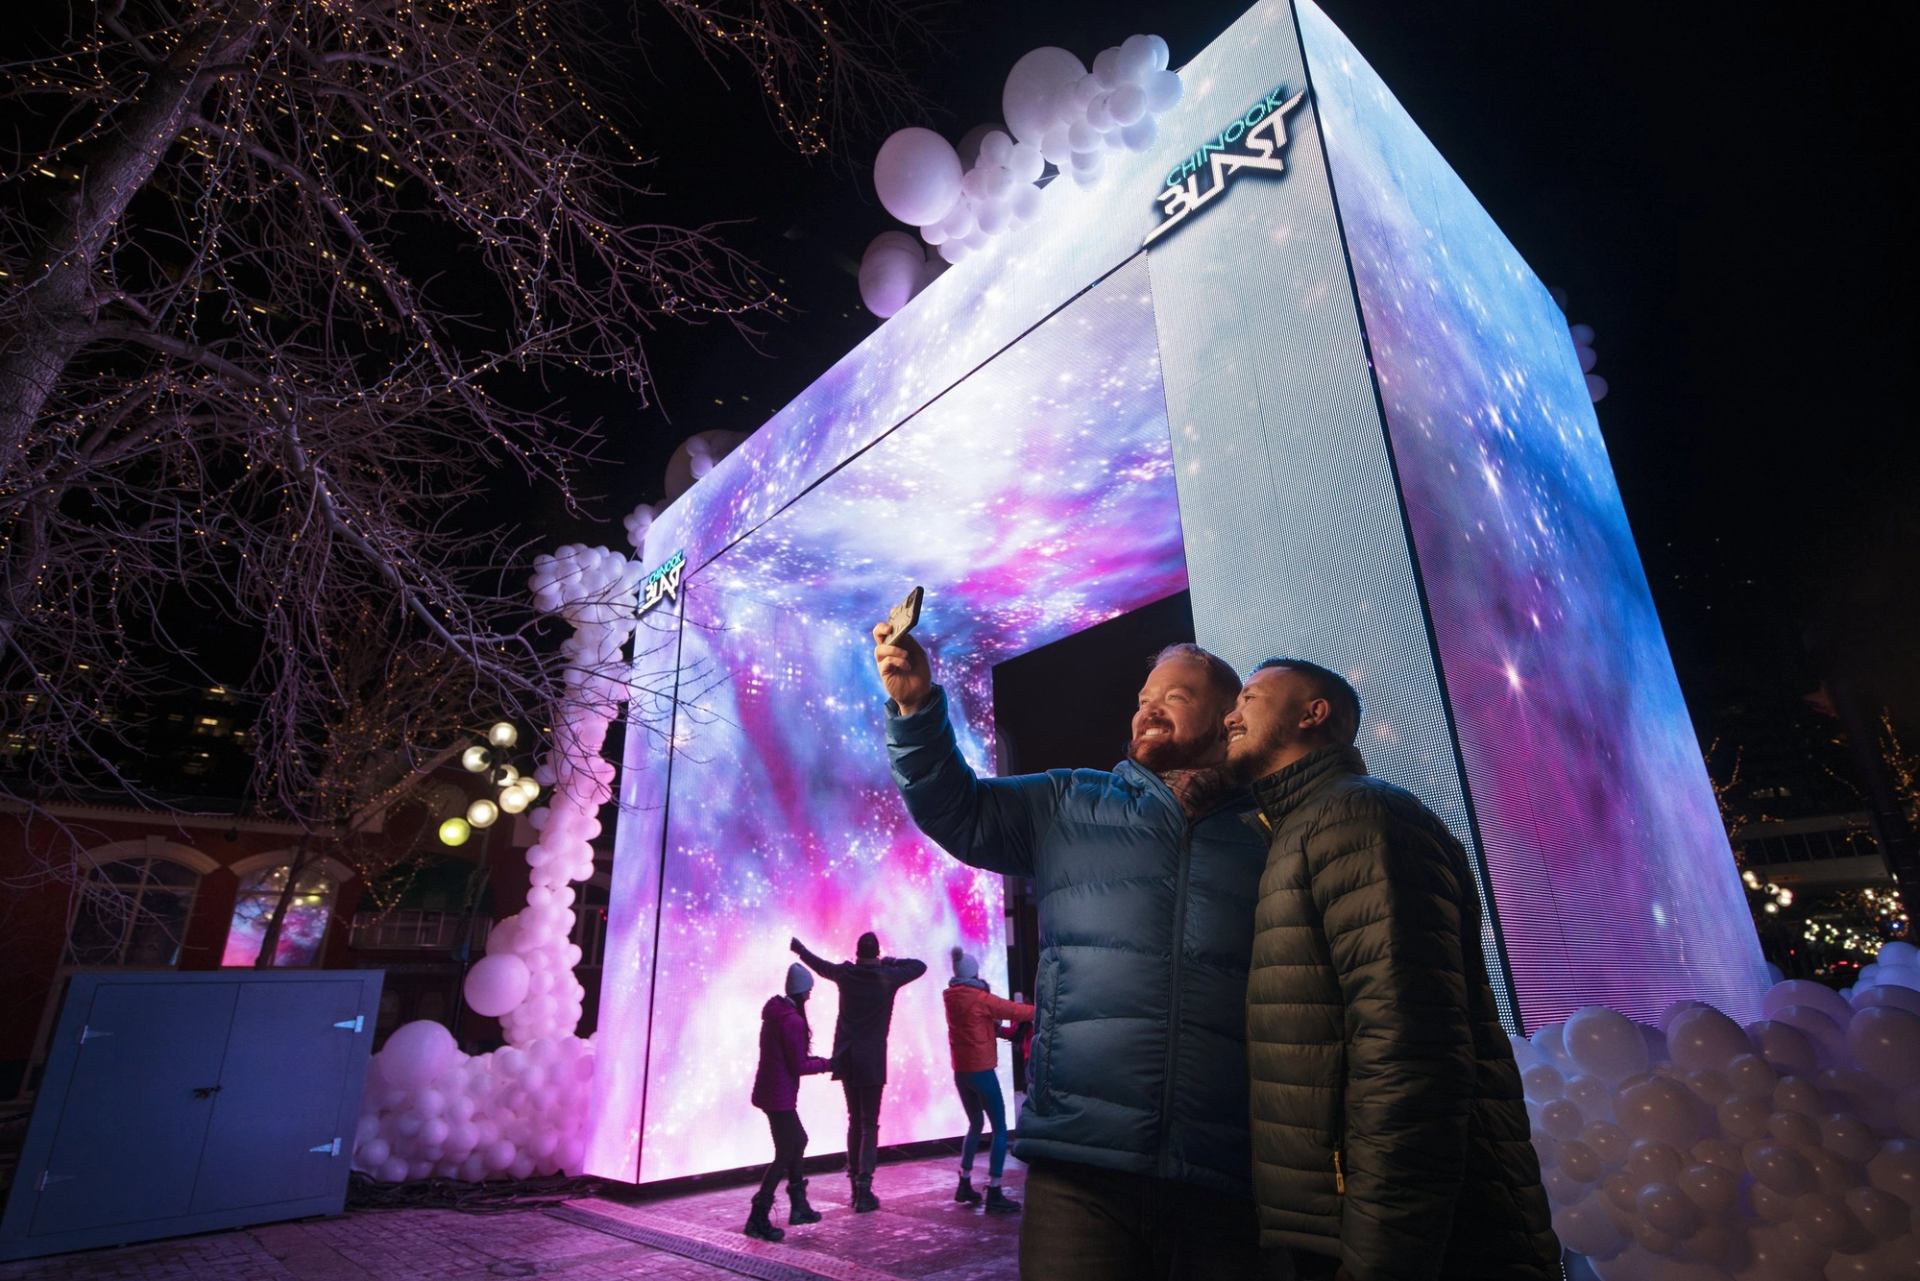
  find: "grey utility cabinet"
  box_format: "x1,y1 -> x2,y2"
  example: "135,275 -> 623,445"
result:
0,968 -> 384,1261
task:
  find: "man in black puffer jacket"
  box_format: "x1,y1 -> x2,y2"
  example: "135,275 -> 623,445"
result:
1223,658 -> 1559,1281
873,623 -> 1276,1280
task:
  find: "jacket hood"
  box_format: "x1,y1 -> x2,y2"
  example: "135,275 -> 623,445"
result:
762,994 -> 799,1021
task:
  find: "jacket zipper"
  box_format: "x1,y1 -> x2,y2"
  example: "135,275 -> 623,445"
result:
1157,819 -> 1194,1178
1333,1147 -> 1346,1195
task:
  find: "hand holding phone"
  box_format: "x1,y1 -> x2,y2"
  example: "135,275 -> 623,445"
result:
872,586 -> 932,716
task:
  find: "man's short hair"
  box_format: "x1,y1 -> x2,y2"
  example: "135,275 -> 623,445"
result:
1151,643 -> 1242,708
856,931 -> 880,960
1253,658 -> 1362,744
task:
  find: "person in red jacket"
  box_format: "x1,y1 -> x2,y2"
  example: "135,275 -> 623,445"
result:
746,962 -> 833,1242
943,947 -> 1035,1214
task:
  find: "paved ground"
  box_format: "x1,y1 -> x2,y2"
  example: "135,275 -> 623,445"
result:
0,1154 -> 1023,1281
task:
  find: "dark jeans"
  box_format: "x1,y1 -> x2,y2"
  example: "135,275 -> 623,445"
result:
1017,1158 -> 1291,1281
842,1082 -> 884,1178
754,1110 -> 807,1202
955,1069 -> 1009,1179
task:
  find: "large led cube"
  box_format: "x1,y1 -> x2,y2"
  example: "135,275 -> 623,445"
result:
585,0 -> 1768,1185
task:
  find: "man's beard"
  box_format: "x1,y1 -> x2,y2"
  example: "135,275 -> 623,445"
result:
1130,730 -> 1221,773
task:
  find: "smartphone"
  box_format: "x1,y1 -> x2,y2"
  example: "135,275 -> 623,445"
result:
886,585 -> 924,643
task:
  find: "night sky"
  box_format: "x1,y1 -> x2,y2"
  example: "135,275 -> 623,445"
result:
544,0 -> 1917,733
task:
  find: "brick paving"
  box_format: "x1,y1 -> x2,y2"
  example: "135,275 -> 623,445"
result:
0,1154 -> 1023,1281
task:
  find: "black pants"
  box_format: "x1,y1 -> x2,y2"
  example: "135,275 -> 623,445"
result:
754,1110 -> 807,1202
1017,1158 -> 1291,1281
842,1082 -> 884,1179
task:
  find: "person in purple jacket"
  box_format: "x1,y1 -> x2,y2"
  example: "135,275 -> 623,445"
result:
746,962 -> 834,1242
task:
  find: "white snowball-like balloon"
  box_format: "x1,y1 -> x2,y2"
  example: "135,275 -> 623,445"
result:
858,230 -> 925,319
873,127 -> 963,227
1565,1007 -> 1650,1082
380,1020 -> 458,1088
1108,84 -> 1148,127
1142,68 -> 1183,114
464,953 -> 532,1018
1121,118 -> 1159,153
1007,142 -> 1045,184
1003,47 -> 1089,146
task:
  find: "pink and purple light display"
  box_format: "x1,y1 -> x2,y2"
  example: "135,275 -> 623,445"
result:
1301,1 -> 1768,1027
591,259 -> 1189,1181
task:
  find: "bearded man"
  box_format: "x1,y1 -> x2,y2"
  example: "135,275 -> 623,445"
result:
872,626 -> 1276,1281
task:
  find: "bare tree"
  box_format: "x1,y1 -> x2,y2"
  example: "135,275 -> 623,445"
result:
0,0 -> 927,846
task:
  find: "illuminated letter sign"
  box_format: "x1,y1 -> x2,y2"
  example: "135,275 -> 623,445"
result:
1144,86 -> 1307,246
640,549 -> 686,616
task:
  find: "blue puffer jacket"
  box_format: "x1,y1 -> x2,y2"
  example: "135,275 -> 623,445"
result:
887,687 -> 1267,1195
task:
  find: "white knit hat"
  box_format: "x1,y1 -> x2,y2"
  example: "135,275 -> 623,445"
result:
951,947 -> 980,982
786,963 -> 814,997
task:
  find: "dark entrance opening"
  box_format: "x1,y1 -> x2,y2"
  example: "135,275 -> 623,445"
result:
988,589 -> 1197,1088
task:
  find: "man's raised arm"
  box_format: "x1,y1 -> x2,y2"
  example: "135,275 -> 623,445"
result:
872,622 -> 1055,878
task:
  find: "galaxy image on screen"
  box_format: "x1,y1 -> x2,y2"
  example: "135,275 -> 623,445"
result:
1300,0 -> 1767,1027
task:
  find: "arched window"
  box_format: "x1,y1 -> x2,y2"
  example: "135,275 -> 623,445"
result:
221,852 -> 351,967
65,841 -> 215,968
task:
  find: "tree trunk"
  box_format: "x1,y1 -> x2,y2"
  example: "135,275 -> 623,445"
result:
254,834 -> 319,969
0,25 -> 250,472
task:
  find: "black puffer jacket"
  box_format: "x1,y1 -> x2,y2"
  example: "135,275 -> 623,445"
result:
1245,745 -> 1558,1280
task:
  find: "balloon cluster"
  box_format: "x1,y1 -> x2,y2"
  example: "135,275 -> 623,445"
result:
350,1022 -> 595,1183
859,33 -> 1183,317
353,543 -> 648,1182
1570,320 -> 1607,404
1523,948 -> 1920,1280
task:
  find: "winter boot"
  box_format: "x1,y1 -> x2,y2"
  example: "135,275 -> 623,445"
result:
851,1175 -> 881,1213
954,1173 -> 982,1205
744,1192 -> 785,1242
787,1178 -> 822,1225
984,1185 -> 1020,1215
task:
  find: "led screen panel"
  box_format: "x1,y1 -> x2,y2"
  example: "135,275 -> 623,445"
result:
607,258 -> 1192,1182
583,605 -> 679,1179
1298,0 -> 1768,1027
1140,2 -> 1514,1026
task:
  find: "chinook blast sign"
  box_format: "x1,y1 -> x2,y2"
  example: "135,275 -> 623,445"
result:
1144,86 -> 1307,246
639,549 -> 686,616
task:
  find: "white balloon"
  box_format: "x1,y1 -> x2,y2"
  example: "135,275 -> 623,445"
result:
873,127 -> 963,227
1003,47 -> 1088,146
380,1020 -> 458,1088
464,953 -> 532,1017
1143,68 -> 1183,114
1085,95 -> 1116,133
858,232 -> 923,318
937,238 -> 970,265
1091,48 -> 1122,89
979,129 -> 1013,167
1040,125 -> 1072,165
939,199 -> 976,241
1109,84 -> 1148,127
1121,118 -> 1159,153
1144,34 -> 1171,72
1008,142 -> 1045,184
1117,34 -> 1157,83
954,122 -> 994,171
1067,120 -> 1098,152
1010,184 -> 1043,222
976,199 -> 1010,236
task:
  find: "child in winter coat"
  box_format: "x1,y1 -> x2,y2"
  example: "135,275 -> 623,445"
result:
941,947 -> 1035,1214
746,962 -> 833,1242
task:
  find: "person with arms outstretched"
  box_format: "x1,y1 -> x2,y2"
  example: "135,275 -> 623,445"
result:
790,931 -> 927,1211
